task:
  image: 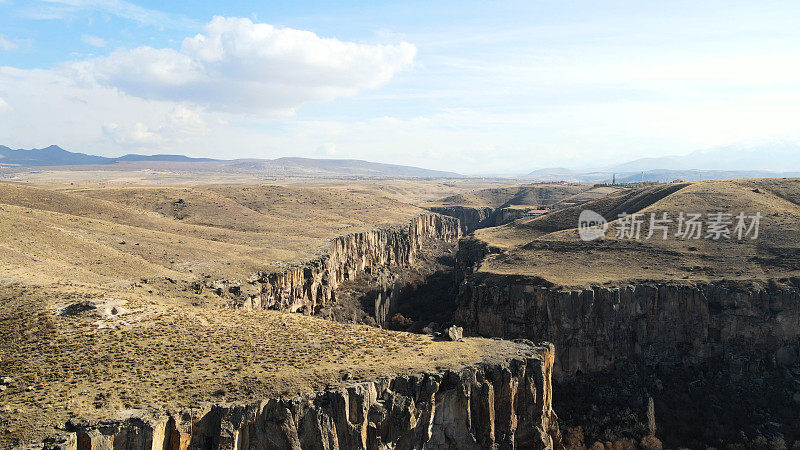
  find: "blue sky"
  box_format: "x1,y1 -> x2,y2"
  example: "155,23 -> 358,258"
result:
2,0 -> 800,174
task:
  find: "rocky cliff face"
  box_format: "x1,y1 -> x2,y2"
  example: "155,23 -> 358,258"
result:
453,239 -> 800,446
427,206 -> 495,235
427,207 -> 537,235
494,208 -> 527,226
236,214 -> 460,314
31,345 -> 559,450
454,239 -> 800,377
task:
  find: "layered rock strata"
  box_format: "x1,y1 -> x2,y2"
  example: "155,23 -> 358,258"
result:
29,344 -> 559,450
426,206 -> 536,235
427,206 -> 496,235
454,238 -> 800,376
237,214 -> 460,314
493,208 -> 528,226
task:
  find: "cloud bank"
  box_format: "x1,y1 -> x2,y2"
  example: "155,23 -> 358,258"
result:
0,16 -> 417,157
68,17 -> 416,113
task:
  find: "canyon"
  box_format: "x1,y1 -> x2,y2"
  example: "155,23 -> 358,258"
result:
453,262 -> 800,446
424,184 -> 624,234
453,237 -> 800,377
241,214 -> 460,320
0,180 -> 567,450
447,179 -> 800,447
5,177 -> 800,449
427,206 -> 496,235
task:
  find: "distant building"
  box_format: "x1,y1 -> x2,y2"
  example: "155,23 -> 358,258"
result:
672,179 -> 685,183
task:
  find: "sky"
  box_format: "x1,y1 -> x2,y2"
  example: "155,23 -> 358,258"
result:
2,0 -> 800,174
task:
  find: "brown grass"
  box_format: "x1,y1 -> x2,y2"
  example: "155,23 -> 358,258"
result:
0,283 -> 524,446
474,179 -> 800,287
0,182 -> 428,285
423,183 -> 627,210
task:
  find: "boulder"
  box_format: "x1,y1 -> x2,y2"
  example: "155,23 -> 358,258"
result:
447,325 -> 463,341
422,322 -> 440,335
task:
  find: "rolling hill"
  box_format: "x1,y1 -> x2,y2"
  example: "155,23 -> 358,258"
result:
472,178 -> 800,287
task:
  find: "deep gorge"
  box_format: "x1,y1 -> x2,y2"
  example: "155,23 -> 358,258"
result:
30,207 -> 800,449
450,235 -> 800,447
225,209 -> 800,446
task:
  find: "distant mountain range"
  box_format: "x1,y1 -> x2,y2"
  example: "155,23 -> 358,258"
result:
0,145 -> 215,166
5,142 -> 800,181
0,145 -> 461,178
527,141 -> 800,182
602,141 -> 800,173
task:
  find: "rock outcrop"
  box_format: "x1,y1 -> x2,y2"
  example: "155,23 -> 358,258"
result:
427,206 -> 538,235
447,325 -> 464,342
454,239 -> 800,376
236,214 -> 460,314
494,208 -> 528,226
427,206 -> 496,235
29,344 -> 559,450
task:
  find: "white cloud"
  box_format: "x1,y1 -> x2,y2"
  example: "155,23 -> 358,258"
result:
102,105 -> 206,147
81,34 -> 106,48
0,66 -> 210,153
0,17 -> 415,158
0,35 -> 18,51
68,17 -> 417,113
